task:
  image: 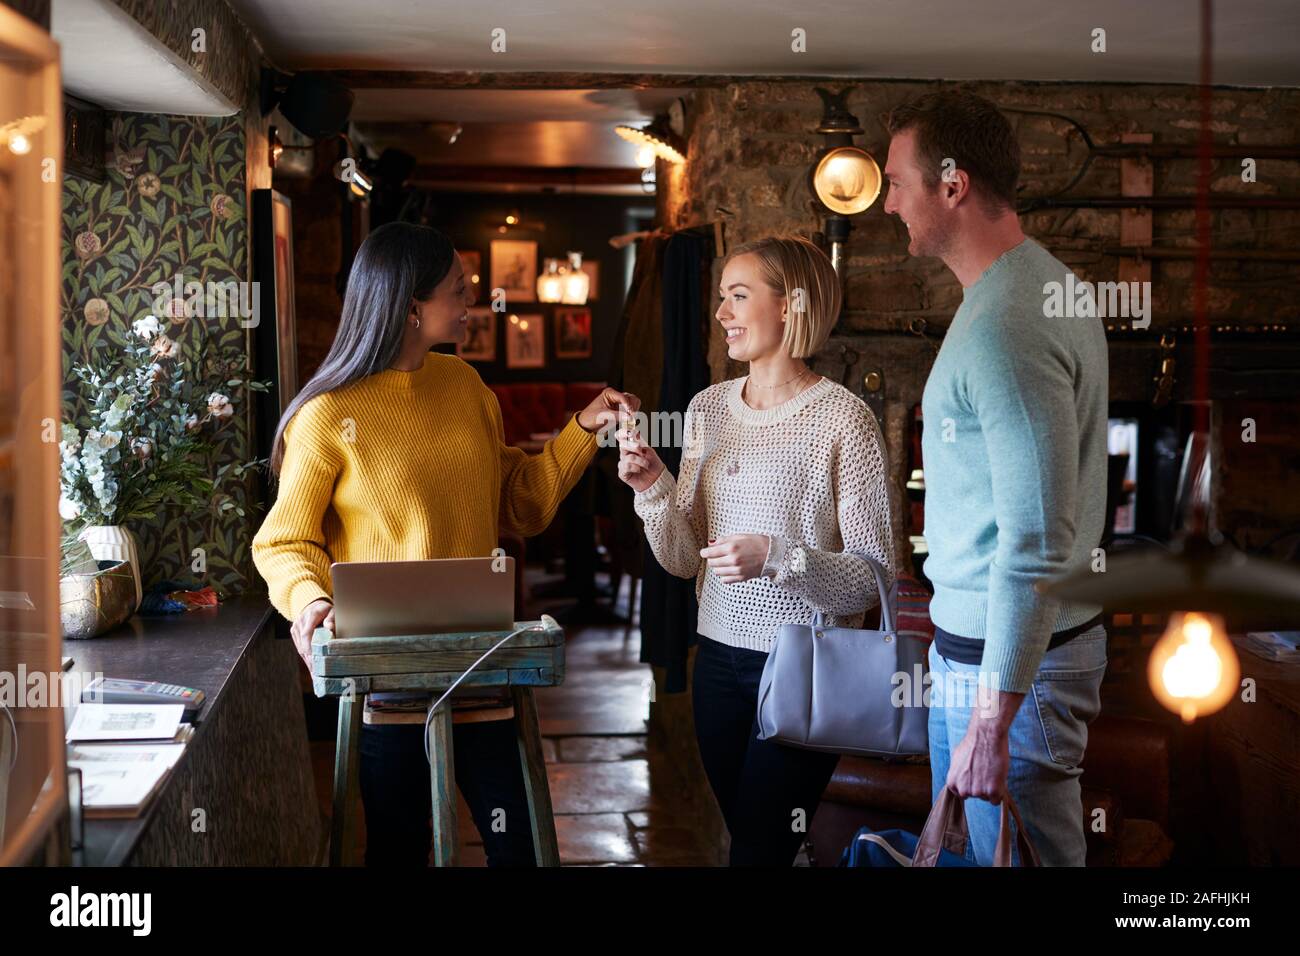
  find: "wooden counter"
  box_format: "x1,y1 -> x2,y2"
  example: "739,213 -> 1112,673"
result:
67,593 -> 321,866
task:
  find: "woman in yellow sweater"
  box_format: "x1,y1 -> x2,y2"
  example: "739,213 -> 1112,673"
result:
252,221 -> 637,866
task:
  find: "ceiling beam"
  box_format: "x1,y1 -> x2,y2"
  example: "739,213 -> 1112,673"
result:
409,165 -> 644,185
327,70 -> 858,90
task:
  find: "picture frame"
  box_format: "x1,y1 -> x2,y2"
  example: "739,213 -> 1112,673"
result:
490,239 -> 537,301
554,307 -> 592,359
505,312 -> 545,368
457,249 -> 482,304
456,306 -> 497,362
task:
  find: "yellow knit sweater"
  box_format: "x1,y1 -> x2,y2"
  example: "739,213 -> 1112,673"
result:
252,351 -> 598,622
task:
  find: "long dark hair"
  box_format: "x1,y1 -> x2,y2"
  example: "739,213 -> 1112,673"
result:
270,221 -> 456,473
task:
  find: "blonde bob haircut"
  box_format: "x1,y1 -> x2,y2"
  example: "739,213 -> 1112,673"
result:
722,235 -> 841,359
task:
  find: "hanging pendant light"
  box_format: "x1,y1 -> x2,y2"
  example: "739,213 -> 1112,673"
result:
560,252 -> 589,305
537,258 -> 565,303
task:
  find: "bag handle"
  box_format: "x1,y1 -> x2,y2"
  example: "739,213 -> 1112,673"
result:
912,785 -> 968,866
912,785 -> 1042,867
995,792 -> 1042,867
808,554 -> 895,632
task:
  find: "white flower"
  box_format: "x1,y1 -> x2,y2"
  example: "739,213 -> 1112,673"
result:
133,315 -> 162,339
58,494 -> 82,521
60,423 -> 81,453
207,392 -> 233,419
150,334 -> 180,359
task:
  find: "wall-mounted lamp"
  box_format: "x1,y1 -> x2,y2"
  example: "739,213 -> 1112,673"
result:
268,124 -> 284,168
536,252 -> 589,305
615,114 -> 686,165
0,114 -> 45,156
537,259 -> 565,303
809,88 -> 881,275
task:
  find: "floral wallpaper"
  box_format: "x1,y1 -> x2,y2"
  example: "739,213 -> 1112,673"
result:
61,113 -> 261,596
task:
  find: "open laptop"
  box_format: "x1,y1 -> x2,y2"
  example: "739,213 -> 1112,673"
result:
329,557 -> 515,641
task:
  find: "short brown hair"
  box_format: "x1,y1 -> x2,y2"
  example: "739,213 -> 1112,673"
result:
723,235 -> 840,359
883,90 -> 1020,212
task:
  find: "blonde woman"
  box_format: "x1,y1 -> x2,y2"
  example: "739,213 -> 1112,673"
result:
617,235 -> 895,866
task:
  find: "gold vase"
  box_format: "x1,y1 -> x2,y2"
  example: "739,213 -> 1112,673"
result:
59,559 -> 136,640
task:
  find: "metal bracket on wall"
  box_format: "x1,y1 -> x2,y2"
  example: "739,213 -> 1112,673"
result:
861,369 -> 885,430
1152,333 -> 1177,407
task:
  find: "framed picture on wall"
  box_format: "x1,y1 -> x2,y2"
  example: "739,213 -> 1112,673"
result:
252,189 -> 299,460
490,239 -> 537,300
457,249 -> 482,304
579,259 -> 600,301
505,313 -> 545,368
456,306 -> 496,362
555,307 -> 592,359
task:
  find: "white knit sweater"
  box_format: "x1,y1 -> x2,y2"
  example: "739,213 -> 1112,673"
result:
633,375 -> 896,653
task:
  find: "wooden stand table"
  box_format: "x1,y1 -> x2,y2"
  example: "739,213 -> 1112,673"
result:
312,620 -> 564,867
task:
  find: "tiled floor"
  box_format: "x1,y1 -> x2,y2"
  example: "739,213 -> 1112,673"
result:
310,573 -> 716,866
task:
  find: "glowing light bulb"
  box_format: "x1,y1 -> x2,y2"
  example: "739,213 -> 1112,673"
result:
635,144 -> 656,168
1148,611 -> 1239,723
8,132 -> 32,155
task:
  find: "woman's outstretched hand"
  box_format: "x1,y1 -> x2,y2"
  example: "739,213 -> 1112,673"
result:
291,598 -> 334,671
577,387 -> 640,434
616,412 -> 666,493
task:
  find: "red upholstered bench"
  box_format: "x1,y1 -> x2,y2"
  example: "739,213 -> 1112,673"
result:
488,382 -> 606,445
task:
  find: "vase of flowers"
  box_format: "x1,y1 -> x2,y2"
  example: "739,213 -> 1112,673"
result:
58,313 -> 267,616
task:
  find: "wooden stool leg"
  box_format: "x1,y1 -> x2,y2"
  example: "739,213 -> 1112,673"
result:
330,694 -> 363,867
512,687 -> 560,866
427,702 -> 458,866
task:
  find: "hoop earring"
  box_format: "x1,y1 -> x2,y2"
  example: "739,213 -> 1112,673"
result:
414,318 -> 421,329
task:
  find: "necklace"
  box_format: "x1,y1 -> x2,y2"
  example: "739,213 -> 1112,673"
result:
748,366 -> 810,391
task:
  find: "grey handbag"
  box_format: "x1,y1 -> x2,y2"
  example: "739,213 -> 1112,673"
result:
755,557 -> 929,757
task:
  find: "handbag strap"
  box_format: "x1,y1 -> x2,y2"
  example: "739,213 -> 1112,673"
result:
862,555 -> 895,633
808,554 -> 895,632
913,785 -> 1042,867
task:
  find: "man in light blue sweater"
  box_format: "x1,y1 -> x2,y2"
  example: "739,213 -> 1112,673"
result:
883,91 -> 1109,865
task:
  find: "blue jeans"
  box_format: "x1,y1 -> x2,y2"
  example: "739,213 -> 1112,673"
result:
926,623 -> 1107,866
691,635 -> 842,866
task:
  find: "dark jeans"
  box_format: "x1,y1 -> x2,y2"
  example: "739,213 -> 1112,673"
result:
358,716 -> 537,866
691,635 -> 841,866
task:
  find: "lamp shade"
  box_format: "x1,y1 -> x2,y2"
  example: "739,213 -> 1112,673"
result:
560,252 -> 589,305
1037,536 -> 1300,630
615,117 -> 686,165
812,146 -> 882,216
537,259 -> 564,304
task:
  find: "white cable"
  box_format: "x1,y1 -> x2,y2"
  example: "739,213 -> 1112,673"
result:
421,614 -> 559,764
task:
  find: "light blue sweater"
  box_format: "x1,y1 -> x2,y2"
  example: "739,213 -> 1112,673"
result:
921,237 -> 1108,693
